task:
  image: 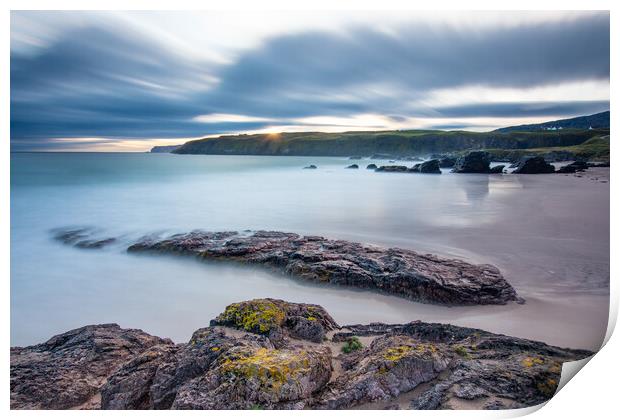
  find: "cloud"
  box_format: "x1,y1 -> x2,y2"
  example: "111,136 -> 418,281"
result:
10,11 -> 610,151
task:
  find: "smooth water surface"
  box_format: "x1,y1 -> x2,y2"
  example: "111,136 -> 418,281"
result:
11,153 -> 610,350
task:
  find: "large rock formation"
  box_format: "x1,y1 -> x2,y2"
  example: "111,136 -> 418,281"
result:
11,299 -> 592,410
54,228 -> 520,306
10,324 -> 171,409
452,151 -> 492,173
512,157 -> 556,174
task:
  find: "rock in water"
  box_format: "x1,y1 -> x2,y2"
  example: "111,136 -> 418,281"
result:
54,228 -> 521,306
11,299 -> 592,410
557,161 -> 590,173
10,324 -> 171,409
409,159 -> 441,174
366,163 -> 378,170
512,156 -> 555,174
302,165 -> 317,169
375,165 -> 408,172
489,165 -> 505,174
345,164 -> 359,169
452,151 -> 491,173
125,230 -> 520,305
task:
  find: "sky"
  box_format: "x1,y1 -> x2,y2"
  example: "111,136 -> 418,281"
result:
10,11 -> 610,152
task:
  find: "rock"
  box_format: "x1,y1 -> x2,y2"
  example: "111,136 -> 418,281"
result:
375,165 -> 409,173
345,164 -> 359,169
10,324 -> 171,409
557,161 -> 590,173
452,151 -> 491,173
101,344 -> 180,409
173,345 -> 332,409
489,165 -> 505,174
438,157 -> 456,168
303,165 -> 317,169
210,299 -> 339,344
453,383 -> 488,399
52,228 -> 116,249
540,150 -> 576,162
588,161 -> 610,167
366,164 -> 378,170
11,300 -> 592,410
339,321 -> 591,410
419,159 -> 441,174
512,157 -> 555,174
318,335 -> 451,409
349,156 -> 362,160
54,229 -> 521,306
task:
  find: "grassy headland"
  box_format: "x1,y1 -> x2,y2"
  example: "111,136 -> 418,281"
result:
172,128 -> 609,159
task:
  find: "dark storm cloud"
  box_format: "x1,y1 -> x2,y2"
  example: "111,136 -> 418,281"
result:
205,15 -> 610,116
10,12 -> 610,150
434,100 -> 610,118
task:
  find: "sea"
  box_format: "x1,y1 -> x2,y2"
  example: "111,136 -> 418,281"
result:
10,153 -> 610,350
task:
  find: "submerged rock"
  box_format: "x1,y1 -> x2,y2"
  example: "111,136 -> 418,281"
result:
54,229 -> 521,306
512,157 -> 555,174
11,299 -> 592,410
452,151 -> 492,173
303,165 -> 317,169
345,164 -> 359,169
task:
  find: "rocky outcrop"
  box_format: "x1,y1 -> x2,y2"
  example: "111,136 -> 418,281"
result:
451,151 -> 492,173
101,230 -> 520,306
410,159 -> 441,174
512,156 -> 555,174
11,299 -> 592,410
10,324 -> 172,409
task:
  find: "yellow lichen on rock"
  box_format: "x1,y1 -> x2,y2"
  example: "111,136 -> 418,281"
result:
221,347 -> 311,385
219,300 -> 286,333
521,356 -> 545,368
383,345 -> 412,362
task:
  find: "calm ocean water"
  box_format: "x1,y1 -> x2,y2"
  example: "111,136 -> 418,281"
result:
10,153 -> 610,349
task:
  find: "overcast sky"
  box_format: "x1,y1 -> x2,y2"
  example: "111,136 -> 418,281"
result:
10,11 -> 610,151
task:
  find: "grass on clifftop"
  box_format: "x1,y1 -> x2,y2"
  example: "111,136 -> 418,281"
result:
173,128 -> 609,157
485,135 -> 610,161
